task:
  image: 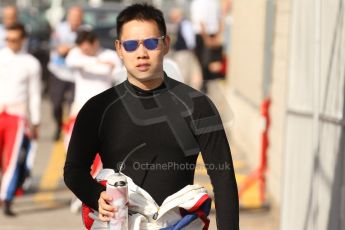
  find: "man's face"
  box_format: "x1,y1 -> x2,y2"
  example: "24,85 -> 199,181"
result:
68,7 -> 83,31
6,30 -> 25,53
79,40 -> 99,56
169,9 -> 182,24
3,7 -> 17,27
115,20 -> 170,85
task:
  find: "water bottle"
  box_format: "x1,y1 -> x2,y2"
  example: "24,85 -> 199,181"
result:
106,172 -> 128,230
105,143 -> 146,230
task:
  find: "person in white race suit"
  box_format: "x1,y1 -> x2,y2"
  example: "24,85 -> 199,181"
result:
0,23 -> 41,216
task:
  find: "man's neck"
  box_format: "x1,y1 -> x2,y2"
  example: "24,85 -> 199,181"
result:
127,75 -> 164,91
8,47 -> 21,53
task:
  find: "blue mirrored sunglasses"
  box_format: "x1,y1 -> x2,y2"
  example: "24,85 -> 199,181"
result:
120,36 -> 165,52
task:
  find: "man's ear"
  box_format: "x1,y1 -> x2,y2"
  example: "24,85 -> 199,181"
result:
163,35 -> 171,55
115,40 -> 123,59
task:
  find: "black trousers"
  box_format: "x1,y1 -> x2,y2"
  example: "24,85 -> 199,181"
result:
194,35 -> 208,93
194,34 -> 225,93
49,74 -> 75,137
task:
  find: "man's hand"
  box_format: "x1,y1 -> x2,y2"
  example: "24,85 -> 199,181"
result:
98,191 -> 116,222
57,44 -> 71,57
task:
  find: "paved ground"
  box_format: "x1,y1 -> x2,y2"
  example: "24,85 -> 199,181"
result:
0,80 -> 279,229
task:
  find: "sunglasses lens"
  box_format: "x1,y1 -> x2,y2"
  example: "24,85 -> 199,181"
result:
121,37 -> 163,52
122,40 -> 139,52
143,38 -> 159,50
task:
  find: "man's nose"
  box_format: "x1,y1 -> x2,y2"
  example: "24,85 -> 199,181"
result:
136,42 -> 149,58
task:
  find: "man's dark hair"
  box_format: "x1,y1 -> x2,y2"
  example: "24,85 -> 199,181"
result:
75,30 -> 98,45
6,23 -> 27,38
116,3 -> 166,39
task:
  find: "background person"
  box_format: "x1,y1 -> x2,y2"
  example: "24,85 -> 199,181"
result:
0,23 -> 41,217
169,7 -> 201,90
48,6 -> 85,141
190,0 -> 221,93
65,29 -> 122,213
0,5 -> 51,95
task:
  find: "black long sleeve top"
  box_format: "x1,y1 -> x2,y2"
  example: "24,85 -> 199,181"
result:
63,74 -> 239,229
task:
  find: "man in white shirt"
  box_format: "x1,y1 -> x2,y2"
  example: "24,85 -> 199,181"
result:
0,23 -> 41,217
48,6 -> 84,140
66,30 -> 122,117
190,0 -> 221,93
190,0 -> 220,36
64,29 -> 122,147
64,29 -> 122,213
169,8 -> 201,90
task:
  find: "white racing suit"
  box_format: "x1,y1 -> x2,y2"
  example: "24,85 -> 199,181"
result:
83,169 -> 211,230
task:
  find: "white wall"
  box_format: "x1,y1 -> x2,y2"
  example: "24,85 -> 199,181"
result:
227,0 -> 267,169
281,0 -> 345,229
267,0 -> 291,206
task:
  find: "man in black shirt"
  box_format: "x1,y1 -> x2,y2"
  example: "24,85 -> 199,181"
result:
63,4 -> 239,229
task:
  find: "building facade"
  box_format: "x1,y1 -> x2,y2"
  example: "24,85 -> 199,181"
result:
226,0 -> 345,229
